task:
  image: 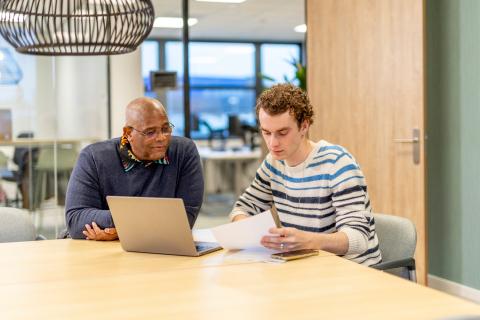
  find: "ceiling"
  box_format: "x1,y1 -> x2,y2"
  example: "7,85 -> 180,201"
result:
149,0 -> 305,42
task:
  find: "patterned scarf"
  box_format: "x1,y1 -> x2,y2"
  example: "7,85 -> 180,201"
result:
118,134 -> 170,172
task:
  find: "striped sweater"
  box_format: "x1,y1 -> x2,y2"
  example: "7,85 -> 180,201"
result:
230,140 -> 382,266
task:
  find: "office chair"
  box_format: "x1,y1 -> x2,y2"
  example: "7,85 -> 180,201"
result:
0,207 -> 46,242
32,145 -> 78,209
11,131 -> 40,209
0,150 -> 21,207
372,213 -> 417,282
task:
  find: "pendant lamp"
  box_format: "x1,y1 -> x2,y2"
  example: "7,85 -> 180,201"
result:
0,0 -> 155,56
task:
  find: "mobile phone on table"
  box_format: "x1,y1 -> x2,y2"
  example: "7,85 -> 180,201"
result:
270,249 -> 319,261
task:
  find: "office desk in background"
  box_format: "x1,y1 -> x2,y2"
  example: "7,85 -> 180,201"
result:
0,240 -> 479,319
198,147 -> 262,198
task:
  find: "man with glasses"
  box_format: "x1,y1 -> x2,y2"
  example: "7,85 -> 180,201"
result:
65,97 -> 204,240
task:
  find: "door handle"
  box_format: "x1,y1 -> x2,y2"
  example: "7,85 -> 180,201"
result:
393,128 -> 420,164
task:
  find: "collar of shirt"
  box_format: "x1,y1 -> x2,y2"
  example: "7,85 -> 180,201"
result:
118,134 -> 170,172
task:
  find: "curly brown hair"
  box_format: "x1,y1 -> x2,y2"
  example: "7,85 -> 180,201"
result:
256,83 -> 314,128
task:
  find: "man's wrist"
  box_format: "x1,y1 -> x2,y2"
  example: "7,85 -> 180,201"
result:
311,232 -> 325,250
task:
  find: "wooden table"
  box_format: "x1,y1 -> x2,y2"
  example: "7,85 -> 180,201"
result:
0,240 -> 479,319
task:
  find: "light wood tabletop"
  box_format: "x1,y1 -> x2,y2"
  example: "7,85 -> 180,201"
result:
0,240 -> 479,319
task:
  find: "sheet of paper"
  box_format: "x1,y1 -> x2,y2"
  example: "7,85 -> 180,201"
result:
211,210 -> 277,250
192,228 -> 217,243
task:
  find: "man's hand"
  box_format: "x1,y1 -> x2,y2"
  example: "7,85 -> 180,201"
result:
83,222 -> 118,241
261,227 -> 314,251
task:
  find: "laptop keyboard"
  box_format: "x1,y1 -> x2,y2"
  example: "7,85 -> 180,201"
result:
195,241 -> 219,252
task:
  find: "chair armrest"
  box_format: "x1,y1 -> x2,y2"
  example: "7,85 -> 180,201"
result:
372,258 -> 416,271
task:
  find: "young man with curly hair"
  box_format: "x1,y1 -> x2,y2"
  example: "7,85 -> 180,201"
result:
230,83 -> 381,266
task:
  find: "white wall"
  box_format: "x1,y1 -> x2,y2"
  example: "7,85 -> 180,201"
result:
110,49 -> 144,138
55,56 -> 108,139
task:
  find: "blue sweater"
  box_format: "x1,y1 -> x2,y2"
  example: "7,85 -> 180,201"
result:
65,137 -> 204,239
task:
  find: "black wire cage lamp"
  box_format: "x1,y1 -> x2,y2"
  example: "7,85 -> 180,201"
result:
0,0 -> 155,56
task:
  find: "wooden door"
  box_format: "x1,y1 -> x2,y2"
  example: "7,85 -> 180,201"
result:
307,0 -> 427,283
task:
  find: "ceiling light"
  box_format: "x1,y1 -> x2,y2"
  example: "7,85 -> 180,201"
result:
294,24 -> 307,33
154,17 -> 198,29
195,0 -> 246,3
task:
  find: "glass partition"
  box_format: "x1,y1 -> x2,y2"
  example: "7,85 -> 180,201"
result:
0,38 -> 108,239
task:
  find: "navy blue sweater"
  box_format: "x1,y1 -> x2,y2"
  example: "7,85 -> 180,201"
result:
65,137 -> 204,239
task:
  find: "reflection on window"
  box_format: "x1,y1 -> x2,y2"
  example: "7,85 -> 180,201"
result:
261,44 -> 300,87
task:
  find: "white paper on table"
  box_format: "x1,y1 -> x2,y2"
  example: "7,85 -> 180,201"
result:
210,210 -> 277,250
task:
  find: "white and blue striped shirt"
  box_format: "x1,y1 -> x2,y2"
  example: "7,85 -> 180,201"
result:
230,140 -> 382,266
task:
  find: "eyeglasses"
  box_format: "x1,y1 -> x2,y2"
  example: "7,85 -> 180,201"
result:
129,123 -> 175,139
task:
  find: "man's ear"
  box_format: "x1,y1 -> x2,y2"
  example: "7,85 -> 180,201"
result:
301,120 -> 309,134
123,127 -> 132,139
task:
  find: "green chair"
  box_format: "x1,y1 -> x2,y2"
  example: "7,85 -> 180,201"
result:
372,213 -> 417,282
32,145 -> 79,209
0,207 -> 45,242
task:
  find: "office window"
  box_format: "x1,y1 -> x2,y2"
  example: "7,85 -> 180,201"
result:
142,40 -> 302,138
141,41 -> 160,91
165,41 -> 255,139
261,44 -> 301,87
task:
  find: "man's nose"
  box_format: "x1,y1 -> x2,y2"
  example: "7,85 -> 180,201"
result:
269,134 -> 280,147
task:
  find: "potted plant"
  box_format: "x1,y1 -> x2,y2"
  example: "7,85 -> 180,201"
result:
260,56 -> 306,91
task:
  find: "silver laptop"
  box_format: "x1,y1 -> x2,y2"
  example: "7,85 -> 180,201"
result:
106,196 -> 222,256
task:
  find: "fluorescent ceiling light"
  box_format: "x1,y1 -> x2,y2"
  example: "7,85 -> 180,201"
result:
154,17 -> 198,29
294,24 -> 307,33
195,0 -> 247,3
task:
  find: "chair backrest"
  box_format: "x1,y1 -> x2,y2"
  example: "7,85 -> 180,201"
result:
374,213 -> 417,262
0,207 -> 36,243
0,150 -> 8,167
35,146 -> 78,171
